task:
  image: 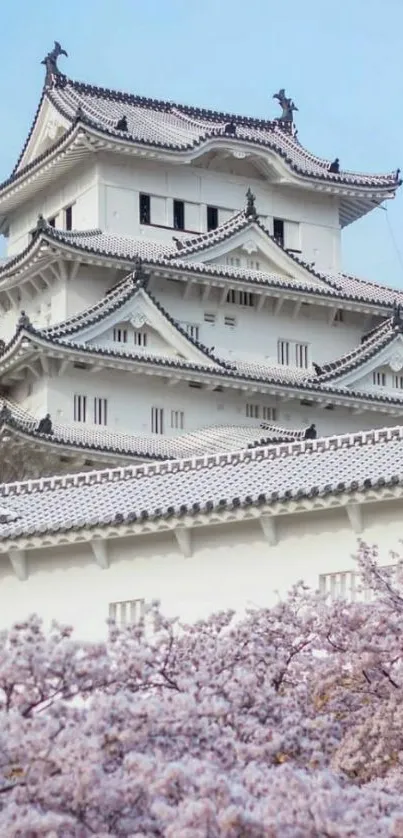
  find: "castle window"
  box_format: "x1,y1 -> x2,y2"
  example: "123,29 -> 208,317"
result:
151,406 -> 164,434
73,394 -> 87,423
139,194 -> 151,225
207,206 -> 218,231
273,218 -> 284,247
262,406 -> 277,422
393,375 -> 403,389
246,404 -> 277,421
173,199 -> 185,230
224,316 -> 236,328
226,289 -> 236,304
239,291 -> 254,307
64,205 -> 73,231
134,331 -> 147,347
277,339 -> 290,365
204,313 -> 216,324
295,342 -> 309,368
113,327 -> 128,343
109,598 -> 145,627
334,310 -> 344,323
247,259 -> 260,271
171,410 -> 185,430
246,403 -> 260,419
373,371 -> 386,386
226,256 -> 241,268
94,397 -> 108,426
48,216 -> 56,228
181,322 -> 199,341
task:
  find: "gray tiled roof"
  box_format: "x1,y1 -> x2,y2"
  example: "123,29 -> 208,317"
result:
5,214 -> 403,312
0,397 -> 303,463
43,79 -> 398,188
1,424 -> 402,542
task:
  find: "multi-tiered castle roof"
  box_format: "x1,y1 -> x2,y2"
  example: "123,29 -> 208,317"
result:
0,43 -> 402,487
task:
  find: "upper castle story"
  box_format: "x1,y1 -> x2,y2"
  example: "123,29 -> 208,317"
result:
0,44 -> 400,274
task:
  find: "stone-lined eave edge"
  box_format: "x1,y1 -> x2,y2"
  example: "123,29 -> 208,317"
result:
0,420 -> 165,463
47,81 -> 400,190
1,108 -> 399,207
1,226 -> 398,318
0,482 -> 401,557
3,328 -> 403,412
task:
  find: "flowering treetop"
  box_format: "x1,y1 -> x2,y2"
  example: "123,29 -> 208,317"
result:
1,541 -> 403,836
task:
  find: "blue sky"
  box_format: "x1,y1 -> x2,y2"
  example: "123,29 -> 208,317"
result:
0,0 -> 402,285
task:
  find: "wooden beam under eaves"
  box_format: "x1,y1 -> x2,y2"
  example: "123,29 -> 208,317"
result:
174,528 -> 192,558
8,549 -> 27,581
90,540 -> 109,569
346,503 -> 363,534
259,515 -> 277,546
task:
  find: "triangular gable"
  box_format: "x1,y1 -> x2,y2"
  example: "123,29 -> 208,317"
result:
172,213 -> 332,289
15,95 -> 70,175
44,279 -> 222,367
314,321 -> 403,391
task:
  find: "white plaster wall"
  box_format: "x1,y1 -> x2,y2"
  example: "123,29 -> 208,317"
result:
98,155 -> 341,271
0,498 -> 401,640
44,367 -> 400,437
150,279 -> 366,365
6,163 -> 99,256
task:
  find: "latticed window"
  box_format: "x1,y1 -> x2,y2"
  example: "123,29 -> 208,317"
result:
133,331 -> 147,346
151,406 -> 164,434
277,340 -> 290,365
113,327 -> 128,343
109,598 -> 145,627
171,410 -> 184,429
373,371 -> 386,386
94,397 -> 107,426
295,343 -> 309,369
73,394 -> 87,423
394,375 -> 403,389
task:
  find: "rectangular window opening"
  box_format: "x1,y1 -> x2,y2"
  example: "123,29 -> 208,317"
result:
64,205 -> 73,231
139,193 -> 151,225
171,410 -> 185,430
73,394 -> 87,423
173,199 -> 185,230
134,331 -> 147,347
151,406 -> 164,434
295,342 -> 309,369
94,397 -> 107,426
273,218 -> 284,247
113,327 -> 128,343
207,206 -> 218,232
224,315 -> 236,328
204,312 -> 216,324
277,339 -> 290,365
373,371 -> 386,387
109,598 -> 145,627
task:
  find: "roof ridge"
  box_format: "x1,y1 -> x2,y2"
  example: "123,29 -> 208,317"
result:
2,424 -> 403,497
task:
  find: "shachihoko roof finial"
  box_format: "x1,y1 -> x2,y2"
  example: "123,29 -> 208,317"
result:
41,41 -> 68,86
245,188 -> 258,220
272,89 -> 298,123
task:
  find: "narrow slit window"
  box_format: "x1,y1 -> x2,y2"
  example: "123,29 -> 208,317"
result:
64,205 -> 73,231
151,406 -> 164,434
273,218 -> 284,246
73,394 -> 87,423
207,206 -> 218,231
173,199 -> 185,230
139,193 -> 151,225
94,397 -> 108,426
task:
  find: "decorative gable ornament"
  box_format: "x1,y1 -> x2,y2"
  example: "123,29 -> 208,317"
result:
389,351 -> 403,372
130,312 -> 148,330
241,240 -> 259,256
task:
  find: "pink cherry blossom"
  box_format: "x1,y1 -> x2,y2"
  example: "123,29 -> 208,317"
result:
1,542 -> 403,835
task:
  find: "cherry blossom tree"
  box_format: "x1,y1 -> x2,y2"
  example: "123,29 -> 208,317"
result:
1,541 -> 403,836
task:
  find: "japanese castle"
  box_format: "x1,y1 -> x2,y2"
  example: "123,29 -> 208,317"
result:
0,44 -> 402,636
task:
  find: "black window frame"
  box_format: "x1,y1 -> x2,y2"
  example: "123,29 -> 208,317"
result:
139,193 -> 151,225
207,205 -> 218,231
173,199 -> 185,231
273,217 -> 284,246
64,205 -> 73,231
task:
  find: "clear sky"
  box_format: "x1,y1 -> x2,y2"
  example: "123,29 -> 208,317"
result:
0,0 -> 402,286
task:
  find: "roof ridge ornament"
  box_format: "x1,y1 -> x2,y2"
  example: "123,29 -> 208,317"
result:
41,41 -> 68,87
245,188 -> 258,220
272,88 -> 298,125
392,299 -> 403,332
